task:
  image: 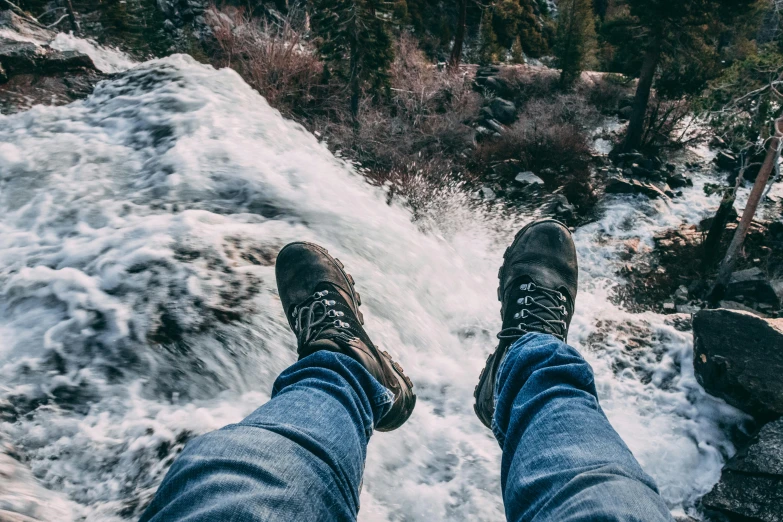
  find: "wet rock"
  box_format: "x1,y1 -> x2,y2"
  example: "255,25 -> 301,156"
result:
702,418 -> 783,522
479,185 -> 496,200
0,10 -> 53,41
605,176 -> 668,199
490,98 -> 517,124
693,309 -> 783,420
718,300 -> 768,317
667,172 -> 693,189
630,164 -> 659,179
710,135 -> 727,149
715,150 -> 739,171
514,171 -> 544,185
479,106 -> 494,121
674,285 -> 689,303
0,12 -> 104,114
545,194 -> 575,221
484,118 -> 504,134
726,268 -> 781,309
615,151 -> 645,164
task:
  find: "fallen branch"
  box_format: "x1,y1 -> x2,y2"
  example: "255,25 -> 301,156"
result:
46,13 -> 69,28
708,116 -> 783,305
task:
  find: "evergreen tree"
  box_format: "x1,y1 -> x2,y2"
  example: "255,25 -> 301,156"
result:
555,0 -> 597,88
611,0 -> 760,152
518,0 -> 549,57
511,36 -> 525,63
478,7 -> 501,64
310,0 -> 395,124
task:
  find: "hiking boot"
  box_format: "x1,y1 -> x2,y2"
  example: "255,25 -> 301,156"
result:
275,242 -> 416,432
474,219 -> 578,429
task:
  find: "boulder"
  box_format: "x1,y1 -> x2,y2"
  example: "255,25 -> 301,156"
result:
605,176 -> 668,199
545,194 -> 575,221
693,309 -> 783,420
479,106 -> 494,121
514,171 -> 544,185
0,12 -> 102,113
490,98 -> 517,125
0,35 -> 94,82
725,268 -> 781,308
667,173 -> 693,188
702,418 -> 783,522
484,118 -> 504,134
479,185 -> 496,200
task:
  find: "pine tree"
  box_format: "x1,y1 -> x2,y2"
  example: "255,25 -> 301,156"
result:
478,7 -> 500,64
555,0 -> 597,88
516,0 -> 549,57
511,36 -> 525,63
310,0 -> 395,124
611,0 -> 760,152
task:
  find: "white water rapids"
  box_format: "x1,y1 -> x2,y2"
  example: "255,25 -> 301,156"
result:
0,48 -> 751,521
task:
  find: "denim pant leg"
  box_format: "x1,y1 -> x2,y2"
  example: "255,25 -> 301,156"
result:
493,333 -> 673,522
140,351 -> 393,522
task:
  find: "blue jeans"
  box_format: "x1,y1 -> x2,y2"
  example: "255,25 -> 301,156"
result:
141,333 -> 673,521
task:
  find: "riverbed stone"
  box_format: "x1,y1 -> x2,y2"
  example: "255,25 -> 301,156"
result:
693,309 -> 783,420
702,418 -> 783,522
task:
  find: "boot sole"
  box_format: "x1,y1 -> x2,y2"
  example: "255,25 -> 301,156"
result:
473,219 -> 570,425
281,242 -> 416,430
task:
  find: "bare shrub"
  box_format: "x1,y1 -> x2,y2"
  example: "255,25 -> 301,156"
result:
473,94 -> 595,181
497,66 -> 560,103
318,33 -> 481,192
206,6 -> 325,117
578,73 -> 633,113
641,97 -> 707,152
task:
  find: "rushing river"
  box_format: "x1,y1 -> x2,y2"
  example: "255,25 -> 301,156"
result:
0,47 -> 750,521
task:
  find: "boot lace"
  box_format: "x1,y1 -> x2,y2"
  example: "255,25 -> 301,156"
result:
291,290 -> 352,348
498,282 -> 569,341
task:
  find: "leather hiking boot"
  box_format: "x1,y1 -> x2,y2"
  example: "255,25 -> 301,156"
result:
275,242 -> 416,432
474,219 -> 578,429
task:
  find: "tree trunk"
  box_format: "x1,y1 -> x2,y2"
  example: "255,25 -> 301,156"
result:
449,0 -> 468,69
350,44 -> 360,128
702,192 -> 737,269
349,13 -> 360,128
65,0 -> 80,34
702,163 -> 747,268
622,36 -> 662,152
709,117 -> 783,304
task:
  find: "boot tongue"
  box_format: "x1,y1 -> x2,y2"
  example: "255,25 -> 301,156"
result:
299,336 -> 343,359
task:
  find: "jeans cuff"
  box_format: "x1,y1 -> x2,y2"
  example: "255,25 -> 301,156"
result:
371,388 -> 395,409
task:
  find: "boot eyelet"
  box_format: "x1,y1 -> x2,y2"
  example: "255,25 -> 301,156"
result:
516,296 -> 534,305
322,299 -> 336,306
519,309 -> 530,319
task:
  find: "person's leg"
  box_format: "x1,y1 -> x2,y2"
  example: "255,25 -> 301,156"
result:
140,350 -> 393,522
493,332 -> 673,522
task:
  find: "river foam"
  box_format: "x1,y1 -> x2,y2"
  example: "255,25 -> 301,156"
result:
0,54 -> 749,521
